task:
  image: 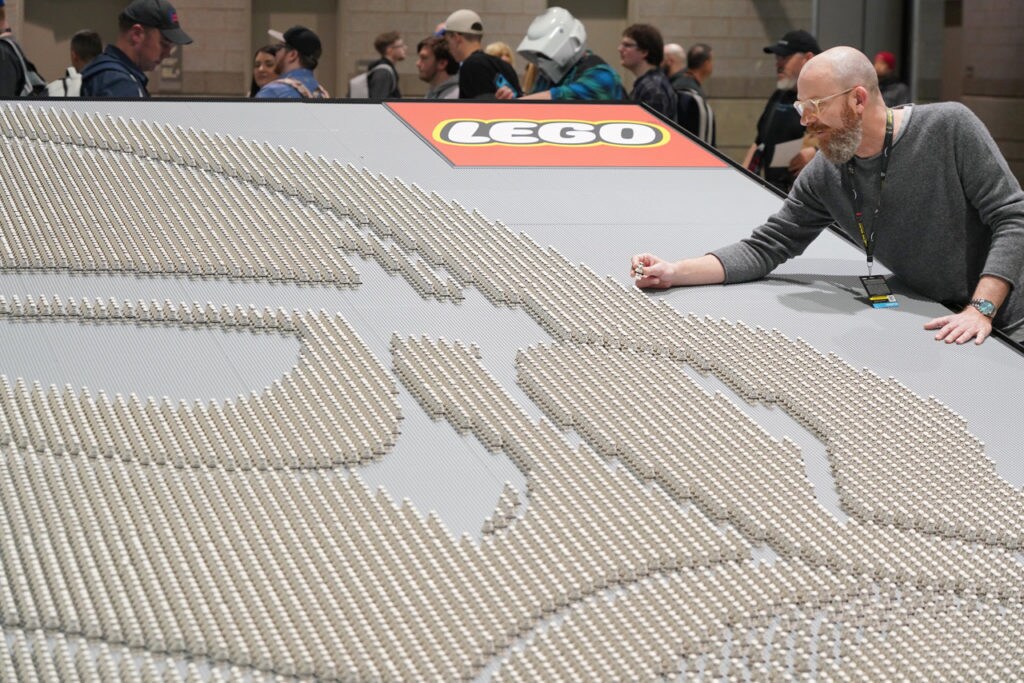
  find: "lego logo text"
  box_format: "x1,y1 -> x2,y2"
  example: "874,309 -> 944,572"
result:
434,119 -> 669,147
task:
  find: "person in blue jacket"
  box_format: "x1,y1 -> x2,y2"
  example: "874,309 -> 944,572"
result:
256,26 -> 329,99
82,0 -> 192,98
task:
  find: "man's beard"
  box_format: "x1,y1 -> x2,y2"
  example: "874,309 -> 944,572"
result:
816,103 -> 863,164
776,76 -> 796,91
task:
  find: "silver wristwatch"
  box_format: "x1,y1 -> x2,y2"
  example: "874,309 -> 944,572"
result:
969,299 -> 996,318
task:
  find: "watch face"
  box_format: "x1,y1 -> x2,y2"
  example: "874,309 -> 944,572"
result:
973,300 -> 995,316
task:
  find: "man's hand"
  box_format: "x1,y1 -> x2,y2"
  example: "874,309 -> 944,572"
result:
788,146 -> 816,175
630,253 -> 726,289
495,86 -> 515,100
924,307 -> 993,345
630,253 -> 677,289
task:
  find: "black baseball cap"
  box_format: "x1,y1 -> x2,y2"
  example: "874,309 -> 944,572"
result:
122,0 -> 193,45
268,26 -> 322,60
763,30 -> 820,57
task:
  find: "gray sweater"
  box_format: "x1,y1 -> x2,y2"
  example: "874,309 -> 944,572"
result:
713,102 -> 1024,329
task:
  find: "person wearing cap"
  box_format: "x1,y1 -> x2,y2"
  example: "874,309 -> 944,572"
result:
631,46 -> 1024,347
495,7 -> 622,102
741,29 -> 821,193
257,26 -> 328,99
81,0 -> 192,97
874,51 -> 909,107
443,9 -> 521,99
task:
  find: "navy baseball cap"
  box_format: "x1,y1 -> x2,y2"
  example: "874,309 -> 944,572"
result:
122,0 -> 193,45
763,30 -> 820,56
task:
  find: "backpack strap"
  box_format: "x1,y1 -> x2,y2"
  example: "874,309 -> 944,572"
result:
0,35 -> 37,96
273,77 -> 329,99
574,50 -> 606,72
274,77 -> 313,98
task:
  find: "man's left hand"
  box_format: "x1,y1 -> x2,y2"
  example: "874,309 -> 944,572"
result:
924,307 -> 993,345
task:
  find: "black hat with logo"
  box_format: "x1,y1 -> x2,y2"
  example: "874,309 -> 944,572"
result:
122,0 -> 193,45
763,29 -> 820,57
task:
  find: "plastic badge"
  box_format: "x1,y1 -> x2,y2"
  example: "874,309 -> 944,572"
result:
860,275 -> 899,309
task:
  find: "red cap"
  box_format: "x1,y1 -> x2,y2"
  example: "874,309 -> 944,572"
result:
874,51 -> 896,70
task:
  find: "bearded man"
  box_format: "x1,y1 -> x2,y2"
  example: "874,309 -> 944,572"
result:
741,30 -> 821,192
630,46 -> 1024,346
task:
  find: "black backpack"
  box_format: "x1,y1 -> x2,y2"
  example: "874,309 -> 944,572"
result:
674,87 -> 715,146
1,35 -> 47,97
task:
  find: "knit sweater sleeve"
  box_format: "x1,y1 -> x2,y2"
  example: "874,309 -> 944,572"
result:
950,103 -> 1024,290
710,156 -> 838,283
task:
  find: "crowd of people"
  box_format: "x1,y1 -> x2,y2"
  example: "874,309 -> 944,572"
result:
0,2 -> 736,146
0,0 -> 913,167
0,0 -> 924,167
1,0 -> 1019,346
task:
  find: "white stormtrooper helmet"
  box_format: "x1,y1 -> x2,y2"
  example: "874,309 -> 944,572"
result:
516,7 -> 586,84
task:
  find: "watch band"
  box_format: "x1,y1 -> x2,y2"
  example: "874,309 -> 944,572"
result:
969,298 -> 996,318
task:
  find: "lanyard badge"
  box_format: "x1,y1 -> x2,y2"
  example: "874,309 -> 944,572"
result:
848,108 -> 897,309
860,274 -> 898,308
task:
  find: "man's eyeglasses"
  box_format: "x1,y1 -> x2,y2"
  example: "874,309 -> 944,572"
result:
794,86 -> 856,117
619,40 -> 638,49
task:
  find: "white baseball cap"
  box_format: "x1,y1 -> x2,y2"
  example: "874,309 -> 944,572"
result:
444,9 -> 483,35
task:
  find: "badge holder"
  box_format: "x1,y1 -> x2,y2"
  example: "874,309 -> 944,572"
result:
860,275 -> 898,308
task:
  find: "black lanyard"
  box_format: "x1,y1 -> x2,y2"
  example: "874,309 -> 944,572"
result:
844,108 -> 893,275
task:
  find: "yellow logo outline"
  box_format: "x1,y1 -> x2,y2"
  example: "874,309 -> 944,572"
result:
432,117 -> 672,149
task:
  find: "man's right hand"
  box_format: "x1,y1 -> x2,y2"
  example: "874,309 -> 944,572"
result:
630,253 -> 727,289
630,253 -> 677,289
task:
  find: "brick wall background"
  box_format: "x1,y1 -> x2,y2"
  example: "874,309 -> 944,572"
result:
959,1 -> 1023,182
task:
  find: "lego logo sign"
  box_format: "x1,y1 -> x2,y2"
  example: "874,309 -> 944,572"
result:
387,101 -> 726,168
436,120 -> 668,148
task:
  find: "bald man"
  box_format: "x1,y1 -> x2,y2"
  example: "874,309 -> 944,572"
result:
663,41 -> 714,145
631,46 -> 1024,346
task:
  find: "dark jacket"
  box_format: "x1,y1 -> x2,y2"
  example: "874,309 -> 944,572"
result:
81,45 -> 149,98
630,66 -> 676,121
878,75 -> 910,107
0,37 -> 27,96
366,57 -> 400,99
753,88 -> 804,192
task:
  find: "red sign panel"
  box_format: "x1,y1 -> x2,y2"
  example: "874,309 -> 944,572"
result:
386,101 -> 727,168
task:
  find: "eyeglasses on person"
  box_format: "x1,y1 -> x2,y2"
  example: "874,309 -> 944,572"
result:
794,86 -> 857,117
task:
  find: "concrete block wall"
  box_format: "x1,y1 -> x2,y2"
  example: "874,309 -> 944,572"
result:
960,1 -> 1024,184
169,0 -> 251,96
